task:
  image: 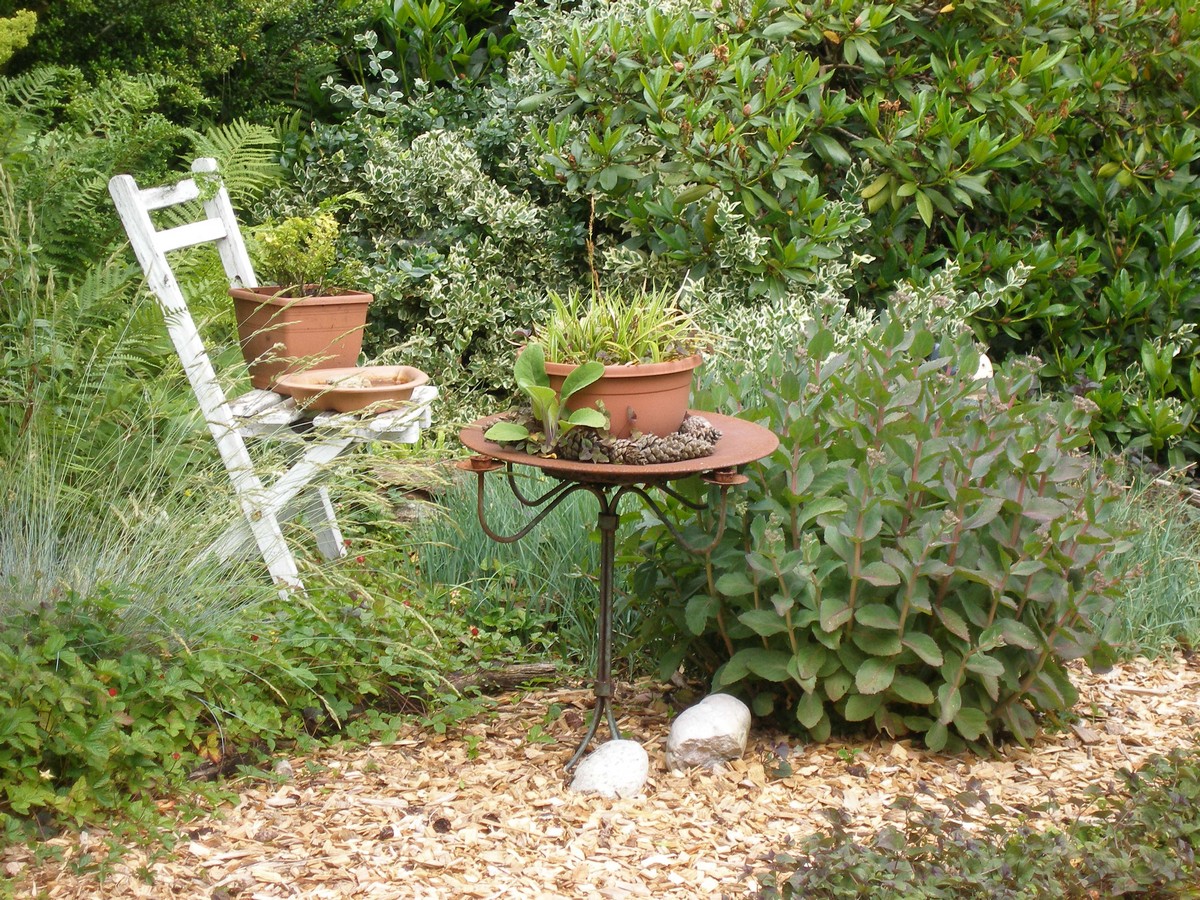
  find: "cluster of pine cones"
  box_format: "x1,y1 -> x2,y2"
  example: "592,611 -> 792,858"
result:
557,415 -> 722,464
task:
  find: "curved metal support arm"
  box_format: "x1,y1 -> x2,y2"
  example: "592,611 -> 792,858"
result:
654,481 -> 714,512
624,482 -> 734,555
471,471 -> 590,544
505,463 -> 575,508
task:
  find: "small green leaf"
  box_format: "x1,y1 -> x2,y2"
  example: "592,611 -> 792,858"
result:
796,690 -> 825,729
855,658 -> 896,695
752,692 -> 776,716
823,668 -> 853,702
925,721 -> 949,752
915,189 -> 933,226
717,572 -> 756,597
953,706 -> 989,741
936,683 -> 962,725
565,407 -> 607,428
936,606 -> 971,642
858,561 -> 901,587
843,693 -> 883,722
484,421 -> 530,442
901,633 -> 944,667
739,609 -> 790,637
789,644 -> 827,681
819,599 -> 854,632
964,652 -> 1005,678
856,604 -> 900,631
559,360 -> 606,401
685,595 -> 718,635
743,648 -> 793,682
890,675 -> 935,705
998,619 -> 1041,651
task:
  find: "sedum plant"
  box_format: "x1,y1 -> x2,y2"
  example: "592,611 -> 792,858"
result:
630,315 -> 1126,751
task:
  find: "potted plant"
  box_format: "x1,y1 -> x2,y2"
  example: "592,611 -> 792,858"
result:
537,286 -> 709,439
230,211 -> 373,390
485,285 -> 716,461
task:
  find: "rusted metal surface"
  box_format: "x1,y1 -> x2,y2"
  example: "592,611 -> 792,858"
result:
459,411 -> 779,485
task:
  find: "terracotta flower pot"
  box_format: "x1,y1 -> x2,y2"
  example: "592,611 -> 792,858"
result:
230,286 -> 372,391
545,354 -> 703,439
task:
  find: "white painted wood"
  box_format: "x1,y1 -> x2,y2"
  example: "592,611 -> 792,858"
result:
138,179 -> 201,210
227,389 -> 289,418
109,158 -> 436,594
305,488 -> 345,561
154,218 -> 228,254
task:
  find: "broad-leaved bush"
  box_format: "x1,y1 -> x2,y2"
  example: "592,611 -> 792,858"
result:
508,0 -> 1200,464
631,315 -> 1125,751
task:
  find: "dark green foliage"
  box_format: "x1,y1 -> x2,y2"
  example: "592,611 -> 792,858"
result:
3,0 -> 371,121
366,0 -> 517,91
0,580 -> 462,841
0,66 -> 193,275
522,0 -> 1200,464
630,316 -> 1124,750
758,746 -> 1200,898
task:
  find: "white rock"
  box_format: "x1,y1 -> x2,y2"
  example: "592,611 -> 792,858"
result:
666,693 -> 751,771
568,740 -> 649,799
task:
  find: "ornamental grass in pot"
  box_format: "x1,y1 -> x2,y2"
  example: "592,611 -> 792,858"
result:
231,212 -> 372,390
485,286 -> 718,463
536,286 -> 709,439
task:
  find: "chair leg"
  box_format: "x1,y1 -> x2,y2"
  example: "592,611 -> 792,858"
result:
306,486 -> 346,561
248,512 -> 304,594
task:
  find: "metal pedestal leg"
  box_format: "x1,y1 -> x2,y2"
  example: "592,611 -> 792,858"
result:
459,452 -> 752,771
565,501 -> 623,771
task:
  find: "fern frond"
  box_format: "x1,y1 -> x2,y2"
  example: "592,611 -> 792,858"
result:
190,119 -> 282,205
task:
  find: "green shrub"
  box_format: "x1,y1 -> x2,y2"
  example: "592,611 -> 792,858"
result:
271,38 -> 584,421
758,746 -> 1200,899
511,0 -> 1200,464
630,315 -> 1124,751
366,0 -> 517,91
7,1 -> 371,121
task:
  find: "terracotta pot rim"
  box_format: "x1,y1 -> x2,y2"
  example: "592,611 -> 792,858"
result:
230,285 -> 373,307
542,353 -> 703,378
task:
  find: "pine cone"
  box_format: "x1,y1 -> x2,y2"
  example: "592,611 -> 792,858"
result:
679,415 -> 723,444
607,429 -> 717,464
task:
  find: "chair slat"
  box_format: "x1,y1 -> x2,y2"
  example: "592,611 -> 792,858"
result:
155,218 -> 227,254
138,179 -> 201,211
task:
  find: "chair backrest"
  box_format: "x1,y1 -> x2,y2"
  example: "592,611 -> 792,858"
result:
108,158 -> 264,494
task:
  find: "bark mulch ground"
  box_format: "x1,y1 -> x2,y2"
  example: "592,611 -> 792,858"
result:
4,654 -> 1198,899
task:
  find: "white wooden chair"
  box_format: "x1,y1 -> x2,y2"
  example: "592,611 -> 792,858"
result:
109,157 -> 436,593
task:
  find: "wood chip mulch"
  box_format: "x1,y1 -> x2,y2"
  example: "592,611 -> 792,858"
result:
5,654 -> 1199,899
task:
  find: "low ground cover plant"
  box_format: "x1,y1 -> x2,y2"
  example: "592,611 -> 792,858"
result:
757,745 -> 1200,898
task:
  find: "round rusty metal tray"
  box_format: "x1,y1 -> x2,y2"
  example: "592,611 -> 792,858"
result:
460,411 -> 779,485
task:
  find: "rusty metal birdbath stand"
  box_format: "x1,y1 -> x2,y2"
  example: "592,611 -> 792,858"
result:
459,412 -> 778,770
